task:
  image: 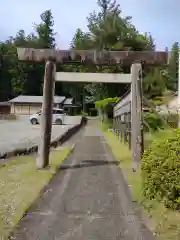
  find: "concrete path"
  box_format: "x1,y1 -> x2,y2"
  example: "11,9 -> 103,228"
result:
11,125 -> 153,240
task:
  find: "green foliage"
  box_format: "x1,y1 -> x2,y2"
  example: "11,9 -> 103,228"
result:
164,113 -> 179,129
0,9 -> 55,101
158,42 -> 179,93
167,42 -> 179,91
95,97 -> 119,121
148,97 -> 163,106
35,10 -> 56,49
143,67 -> 166,99
141,129 -> 180,210
80,111 -> 88,117
95,97 -> 119,111
70,29 -> 93,50
101,119 -> 114,131
87,0 -> 155,51
71,0 -> 156,101
143,112 -> 165,132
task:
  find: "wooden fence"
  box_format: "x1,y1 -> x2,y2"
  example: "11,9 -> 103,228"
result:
113,92 -> 132,149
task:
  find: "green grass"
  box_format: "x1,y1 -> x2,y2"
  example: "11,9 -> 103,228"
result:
0,148 -> 71,239
101,125 -> 180,240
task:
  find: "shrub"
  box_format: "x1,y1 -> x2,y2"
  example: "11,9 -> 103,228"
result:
141,129 -> 180,210
165,113 -> 179,128
143,112 -> 165,132
95,97 -> 120,118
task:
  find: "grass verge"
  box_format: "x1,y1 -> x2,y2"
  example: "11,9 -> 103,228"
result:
101,125 -> 180,240
0,148 -> 71,239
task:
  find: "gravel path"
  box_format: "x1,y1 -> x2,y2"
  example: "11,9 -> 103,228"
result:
0,116 -> 81,156
11,124 -> 153,240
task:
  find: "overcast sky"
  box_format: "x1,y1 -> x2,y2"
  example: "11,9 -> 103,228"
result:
0,0 -> 179,50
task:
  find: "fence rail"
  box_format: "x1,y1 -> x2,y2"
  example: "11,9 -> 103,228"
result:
113,92 -> 132,149
113,92 -> 131,117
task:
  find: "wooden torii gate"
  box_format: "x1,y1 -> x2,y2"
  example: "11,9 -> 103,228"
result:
17,48 -> 168,169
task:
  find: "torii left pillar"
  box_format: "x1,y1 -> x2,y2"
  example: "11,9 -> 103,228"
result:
37,60 -> 56,168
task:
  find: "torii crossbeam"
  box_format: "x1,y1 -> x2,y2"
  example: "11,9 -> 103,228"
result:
17,48 -> 168,65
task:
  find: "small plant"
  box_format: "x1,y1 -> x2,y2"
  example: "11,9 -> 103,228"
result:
141,129 -> 180,210
80,111 -> 88,117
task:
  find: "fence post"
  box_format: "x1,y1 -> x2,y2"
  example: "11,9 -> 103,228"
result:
120,116 -> 123,142
128,112 -> 131,149
113,117 -> 115,131
118,116 -> 120,139
131,63 -> 142,171
117,116 -> 120,138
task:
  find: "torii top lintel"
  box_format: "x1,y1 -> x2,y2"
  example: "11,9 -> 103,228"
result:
17,47 -> 168,65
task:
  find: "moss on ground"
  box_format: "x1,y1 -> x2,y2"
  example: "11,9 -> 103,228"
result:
102,128 -> 180,240
0,148 -> 71,239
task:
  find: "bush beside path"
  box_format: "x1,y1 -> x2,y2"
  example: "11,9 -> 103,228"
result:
102,125 -> 180,240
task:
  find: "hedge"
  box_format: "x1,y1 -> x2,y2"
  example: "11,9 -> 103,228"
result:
141,129 -> 180,210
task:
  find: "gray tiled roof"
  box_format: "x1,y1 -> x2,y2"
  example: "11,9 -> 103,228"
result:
9,95 -> 66,104
63,98 -> 73,105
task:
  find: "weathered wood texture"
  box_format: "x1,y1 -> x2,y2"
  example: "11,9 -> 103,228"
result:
17,48 -> 168,65
131,63 -> 142,171
36,61 -> 56,169
113,63 -> 143,171
113,92 -> 131,117
56,72 -> 131,83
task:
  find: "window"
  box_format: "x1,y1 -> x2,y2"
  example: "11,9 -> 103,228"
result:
52,109 -> 64,114
56,109 -> 64,114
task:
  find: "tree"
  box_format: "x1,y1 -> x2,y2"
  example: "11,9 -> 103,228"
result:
35,10 -> 56,49
97,0 -> 120,17
167,42 -> 179,91
87,0 -> 125,50
0,40 -> 27,100
95,96 -> 120,121
0,9 -> 57,102
143,67 -> 166,99
71,0 -> 155,101
70,28 -> 93,50
86,0 -> 155,51
23,10 -> 56,95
